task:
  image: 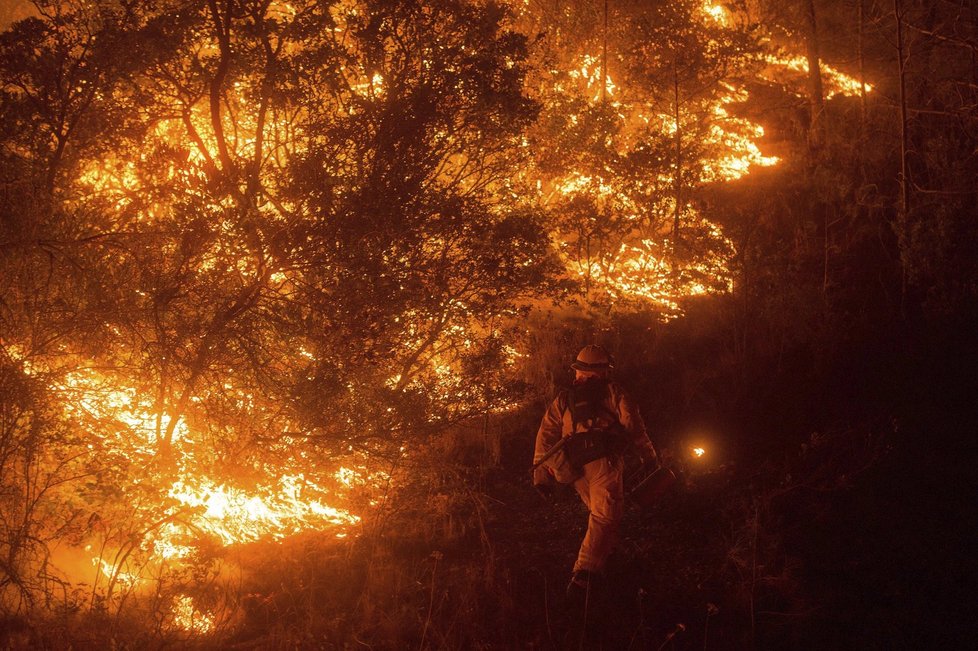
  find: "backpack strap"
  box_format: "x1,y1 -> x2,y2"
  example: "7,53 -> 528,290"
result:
566,381 -> 621,432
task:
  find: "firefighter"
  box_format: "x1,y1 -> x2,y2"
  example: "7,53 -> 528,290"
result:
532,344 -> 659,596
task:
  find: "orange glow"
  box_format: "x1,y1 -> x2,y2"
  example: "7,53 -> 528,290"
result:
9,0 -> 880,636
764,54 -> 872,98
167,475 -> 360,548
701,2 -> 730,26
94,559 -> 144,588
567,53 -> 617,102
43,363 -> 368,622
170,595 -> 214,634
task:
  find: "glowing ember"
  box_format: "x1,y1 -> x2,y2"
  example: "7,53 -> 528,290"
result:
567,53 -> 617,101
701,1 -> 730,26
693,447 -> 706,457
170,595 -> 214,634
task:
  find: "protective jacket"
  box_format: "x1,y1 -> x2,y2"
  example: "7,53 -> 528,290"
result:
532,378 -> 657,574
533,379 -> 657,484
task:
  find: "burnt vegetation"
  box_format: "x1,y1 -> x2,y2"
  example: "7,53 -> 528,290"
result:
1,0 -> 976,648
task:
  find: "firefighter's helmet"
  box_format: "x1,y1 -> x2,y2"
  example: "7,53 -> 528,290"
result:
571,344 -> 614,371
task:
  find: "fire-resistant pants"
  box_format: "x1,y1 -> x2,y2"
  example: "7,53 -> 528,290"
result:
572,454 -> 625,573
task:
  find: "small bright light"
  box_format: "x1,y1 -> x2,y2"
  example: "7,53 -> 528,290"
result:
693,447 -> 706,457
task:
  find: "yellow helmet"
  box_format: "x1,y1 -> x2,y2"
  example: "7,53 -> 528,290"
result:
571,344 -> 614,371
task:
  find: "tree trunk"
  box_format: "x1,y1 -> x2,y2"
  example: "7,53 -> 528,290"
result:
894,0 -> 911,306
804,0 -> 825,152
673,62 -> 682,245
585,232 -> 592,300
858,0 -> 868,133
601,0 -> 608,103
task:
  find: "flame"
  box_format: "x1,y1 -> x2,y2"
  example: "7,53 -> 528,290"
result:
18,0 -> 880,635
56,27 -> 378,611
698,2 -> 871,100
167,475 -> 360,548
567,53 -> 617,102
764,54 -> 871,99
701,2 -> 730,26
701,88 -> 780,181
351,72 -> 385,98
170,595 -> 214,634
532,0 -> 873,313
38,361 -> 368,625
570,226 -> 734,314
94,559 -> 144,587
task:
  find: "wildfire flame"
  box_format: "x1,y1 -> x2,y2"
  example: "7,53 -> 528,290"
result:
37,361 -> 371,632
765,54 -> 872,99
167,475 -> 360,548
5,0 -> 876,636
170,595 -> 215,634
531,0 -> 868,311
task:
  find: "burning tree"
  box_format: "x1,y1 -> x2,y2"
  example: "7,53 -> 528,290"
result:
511,0 -> 772,315
511,0 -> 867,317
0,0 -> 875,643
0,0 -> 557,628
